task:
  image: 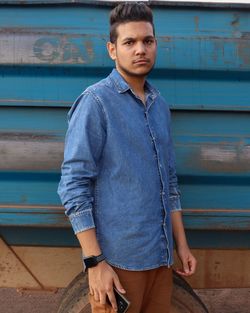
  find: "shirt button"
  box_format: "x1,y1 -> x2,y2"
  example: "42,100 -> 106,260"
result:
162,191 -> 165,195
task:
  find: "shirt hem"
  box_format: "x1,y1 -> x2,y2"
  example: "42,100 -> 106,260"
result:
106,260 -> 174,271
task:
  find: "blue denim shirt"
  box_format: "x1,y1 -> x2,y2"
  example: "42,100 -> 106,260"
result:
58,69 -> 182,270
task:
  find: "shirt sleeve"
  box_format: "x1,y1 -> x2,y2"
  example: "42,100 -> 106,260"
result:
168,113 -> 182,212
58,91 -> 106,234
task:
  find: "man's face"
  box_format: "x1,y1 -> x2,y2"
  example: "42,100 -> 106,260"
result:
107,21 -> 157,80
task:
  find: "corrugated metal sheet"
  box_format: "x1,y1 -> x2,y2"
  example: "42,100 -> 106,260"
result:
1,1 -> 250,8
0,2 -> 249,247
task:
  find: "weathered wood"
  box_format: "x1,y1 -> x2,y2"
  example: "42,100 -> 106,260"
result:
0,238 -> 41,289
175,249 -> 250,288
1,245 -> 250,289
0,140 -> 63,170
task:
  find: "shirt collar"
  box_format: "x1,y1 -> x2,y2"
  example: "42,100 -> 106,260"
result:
109,68 -> 159,99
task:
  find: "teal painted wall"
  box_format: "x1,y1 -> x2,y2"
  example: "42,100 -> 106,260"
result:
0,2 -> 249,247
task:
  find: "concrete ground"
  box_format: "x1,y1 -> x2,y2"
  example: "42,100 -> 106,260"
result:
0,288 -> 64,313
0,287 -> 250,313
196,288 -> 250,313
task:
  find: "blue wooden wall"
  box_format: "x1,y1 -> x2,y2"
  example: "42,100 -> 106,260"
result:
0,1 -> 249,248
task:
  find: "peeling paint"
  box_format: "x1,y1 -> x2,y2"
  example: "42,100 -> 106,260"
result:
0,132 -> 58,141
0,32 -> 95,64
237,39 -> 250,65
231,13 -> 240,28
200,145 -> 250,173
194,16 -> 199,32
0,140 -> 64,170
201,146 -> 237,162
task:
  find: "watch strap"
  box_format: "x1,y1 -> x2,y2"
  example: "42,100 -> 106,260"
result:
95,253 -> 105,263
83,253 -> 105,271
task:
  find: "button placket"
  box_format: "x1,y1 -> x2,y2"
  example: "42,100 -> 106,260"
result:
144,108 -> 171,264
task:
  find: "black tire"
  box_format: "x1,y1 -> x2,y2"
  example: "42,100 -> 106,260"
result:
57,271 -> 209,313
171,272 -> 209,313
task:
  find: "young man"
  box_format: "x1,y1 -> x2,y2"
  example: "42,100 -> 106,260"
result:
58,2 -> 196,313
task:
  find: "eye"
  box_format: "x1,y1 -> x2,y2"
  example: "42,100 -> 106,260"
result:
124,40 -> 134,46
145,39 -> 155,45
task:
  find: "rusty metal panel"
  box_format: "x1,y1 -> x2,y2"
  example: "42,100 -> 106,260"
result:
0,238 -> 41,289
175,249 -> 250,288
1,243 -> 250,289
0,238 -> 82,288
0,2 -> 249,249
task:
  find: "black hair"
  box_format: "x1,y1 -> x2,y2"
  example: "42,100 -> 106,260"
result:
109,2 -> 155,43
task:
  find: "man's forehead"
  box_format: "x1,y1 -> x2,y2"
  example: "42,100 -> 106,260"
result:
116,21 -> 154,39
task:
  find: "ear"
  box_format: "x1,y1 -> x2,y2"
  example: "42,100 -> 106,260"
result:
107,41 -> 116,61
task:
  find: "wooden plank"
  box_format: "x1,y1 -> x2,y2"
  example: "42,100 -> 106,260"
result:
174,249 -> 250,288
1,245 -> 250,289
0,238 -> 41,289
1,206 -> 250,230
1,31 -> 250,71
0,32 -> 95,65
1,6 -> 250,111
0,140 -> 63,170
183,210 -> 250,230
0,208 -> 69,227
12,246 -> 82,288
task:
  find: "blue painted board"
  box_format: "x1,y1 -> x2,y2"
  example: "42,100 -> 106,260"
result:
0,2 -> 249,247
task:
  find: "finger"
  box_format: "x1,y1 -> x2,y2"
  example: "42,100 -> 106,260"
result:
189,258 -> 197,274
177,259 -> 196,276
107,289 -> 117,311
99,291 -> 107,305
175,268 -> 190,276
89,287 -> 94,296
94,291 -> 100,302
113,275 -> 126,294
182,258 -> 190,275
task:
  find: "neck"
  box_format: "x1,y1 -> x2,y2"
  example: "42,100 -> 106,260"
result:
116,68 -> 146,103
129,77 -> 146,100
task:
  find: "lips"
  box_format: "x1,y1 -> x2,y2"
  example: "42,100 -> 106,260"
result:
133,59 -> 150,64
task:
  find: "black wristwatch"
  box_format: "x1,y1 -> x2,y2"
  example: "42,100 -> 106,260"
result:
83,253 -> 105,272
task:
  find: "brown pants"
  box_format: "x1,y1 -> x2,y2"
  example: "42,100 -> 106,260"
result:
89,266 -> 173,313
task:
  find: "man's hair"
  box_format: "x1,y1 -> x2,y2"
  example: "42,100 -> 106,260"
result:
109,2 -> 155,43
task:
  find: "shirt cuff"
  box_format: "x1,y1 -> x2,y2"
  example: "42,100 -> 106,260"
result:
68,209 -> 95,234
170,195 -> 182,212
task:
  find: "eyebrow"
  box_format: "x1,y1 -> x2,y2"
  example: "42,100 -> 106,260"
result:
121,35 -> 155,43
121,37 -> 135,42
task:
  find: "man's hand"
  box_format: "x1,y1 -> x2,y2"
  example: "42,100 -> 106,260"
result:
171,211 -> 197,276
175,244 -> 197,276
88,261 -> 126,311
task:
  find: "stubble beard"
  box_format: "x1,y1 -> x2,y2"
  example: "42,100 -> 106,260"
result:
117,61 -> 155,80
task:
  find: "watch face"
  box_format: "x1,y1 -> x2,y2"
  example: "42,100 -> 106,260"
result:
84,256 -> 98,269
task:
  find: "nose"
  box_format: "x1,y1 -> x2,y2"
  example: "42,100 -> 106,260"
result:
135,41 -> 146,55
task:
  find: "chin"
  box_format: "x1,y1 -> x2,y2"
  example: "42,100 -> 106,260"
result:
129,65 -> 153,76
133,68 -> 153,77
